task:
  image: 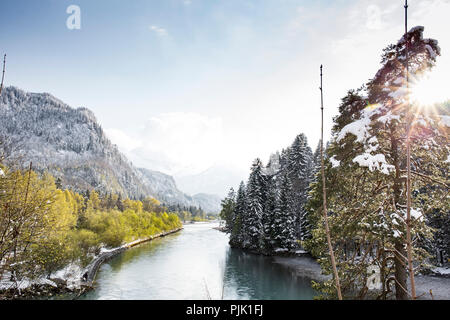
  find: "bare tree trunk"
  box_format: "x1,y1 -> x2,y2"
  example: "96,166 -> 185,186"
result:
0,54 -> 5,97
394,241 -> 408,300
320,65 -> 343,300
391,130 -> 409,300
404,0 -> 416,300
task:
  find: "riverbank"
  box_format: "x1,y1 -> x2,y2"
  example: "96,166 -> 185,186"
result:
271,254 -> 450,300
213,227 -> 450,299
0,227 -> 183,300
83,227 -> 183,283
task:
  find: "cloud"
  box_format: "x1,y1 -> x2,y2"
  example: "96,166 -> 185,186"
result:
366,5 -> 384,30
183,0 -> 192,5
149,25 -> 168,37
105,128 -> 141,152
113,0 -> 450,182
108,112 -> 226,176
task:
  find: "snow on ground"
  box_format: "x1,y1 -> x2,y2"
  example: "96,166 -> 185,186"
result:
0,273 -> 58,290
272,255 -> 450,300
52,263 -> 85,290
274,248 -> 289,253
99,247 -> 116,254
0,273 -> 32,290
272,255 -> 331,283
0,263 -> 85,292
413,275 -> 450,300
432,267 -> 450,276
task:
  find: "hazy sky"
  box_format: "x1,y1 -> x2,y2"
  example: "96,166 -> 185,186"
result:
1,0 -> 449,182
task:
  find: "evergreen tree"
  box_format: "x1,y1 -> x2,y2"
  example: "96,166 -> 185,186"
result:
312,140 -> 322,176
230,181 -> 247,247
273,173 -> 296,250
279,148 -> 290,174
287,134 -> 314,240
306,26 -> 446,300
220,188 -> 236,233
244,158 -> 267,250
262,173 -> 277,253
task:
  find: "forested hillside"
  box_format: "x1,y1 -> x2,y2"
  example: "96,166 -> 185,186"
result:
0,86 -> 151,199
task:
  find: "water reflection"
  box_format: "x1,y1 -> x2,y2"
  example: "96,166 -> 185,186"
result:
223,248 -> 316,300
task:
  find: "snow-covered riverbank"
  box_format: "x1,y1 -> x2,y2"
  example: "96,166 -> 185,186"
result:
272,254 -> 450,300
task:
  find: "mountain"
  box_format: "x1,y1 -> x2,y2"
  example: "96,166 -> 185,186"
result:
0,86 -> 221,212
0,86 -> 153,198
175,164 -> 247,198
138,168 -> 221,213
192,193 -> 222,213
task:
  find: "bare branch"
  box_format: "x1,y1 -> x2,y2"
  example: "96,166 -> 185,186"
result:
400,169 -> 449,188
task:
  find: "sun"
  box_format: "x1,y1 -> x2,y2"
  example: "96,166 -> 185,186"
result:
409,70 -> 447,108
410,77 -> 436,107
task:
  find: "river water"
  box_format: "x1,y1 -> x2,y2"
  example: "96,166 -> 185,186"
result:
81,222 -> 316,300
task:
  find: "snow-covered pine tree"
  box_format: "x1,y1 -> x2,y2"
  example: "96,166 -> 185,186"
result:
279,148 -> 290,174
230,181 -> 246,247
265,152 -> 281,176
287,134 -> 314,241
305,88 -> 388,299
363,26 -> 445,299
306,26 -> 447,300
220,188 -> 236,234
262,169 -> 277,253
419,101 -> 450,267
312,140 -> 322,177
273,172 -> 296,250
245,158 -> 267,251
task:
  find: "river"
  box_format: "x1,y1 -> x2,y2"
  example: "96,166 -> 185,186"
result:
80,222 -> 316,300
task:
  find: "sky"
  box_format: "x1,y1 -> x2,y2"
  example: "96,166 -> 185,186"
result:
1,0 -> 449,195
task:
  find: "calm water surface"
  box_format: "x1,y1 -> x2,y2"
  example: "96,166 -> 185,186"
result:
81,222 -> 316,300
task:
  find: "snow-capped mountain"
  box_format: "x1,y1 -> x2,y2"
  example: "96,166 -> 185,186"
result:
0,86 -> 221,212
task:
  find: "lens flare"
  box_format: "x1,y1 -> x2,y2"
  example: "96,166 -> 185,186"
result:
410,78 -> 435,106
409,71 -> 447,108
